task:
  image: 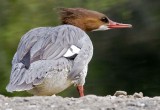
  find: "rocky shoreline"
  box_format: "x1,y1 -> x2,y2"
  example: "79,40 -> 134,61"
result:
0,91 -> 160,110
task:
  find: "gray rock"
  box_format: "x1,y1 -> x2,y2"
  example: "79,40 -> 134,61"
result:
114,91 -> 127,97
133,92 -> 143,98
0,93 -> 160,110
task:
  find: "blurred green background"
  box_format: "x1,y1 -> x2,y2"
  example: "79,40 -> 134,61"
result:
0,0 -> 160,97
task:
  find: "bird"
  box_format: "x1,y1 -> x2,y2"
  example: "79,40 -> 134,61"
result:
6,8 -> 132,97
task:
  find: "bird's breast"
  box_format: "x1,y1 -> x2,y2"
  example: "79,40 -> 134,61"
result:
28,68 -> 72,96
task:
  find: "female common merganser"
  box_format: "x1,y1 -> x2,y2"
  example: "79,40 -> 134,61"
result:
6,8 -> 132,97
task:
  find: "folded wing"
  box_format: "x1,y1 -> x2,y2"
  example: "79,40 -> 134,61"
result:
6,25 -> 93,92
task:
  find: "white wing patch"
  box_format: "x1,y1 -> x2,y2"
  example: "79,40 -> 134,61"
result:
63,45 -> 80,57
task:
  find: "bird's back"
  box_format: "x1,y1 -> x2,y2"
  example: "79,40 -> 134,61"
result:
6,25 -> 93,95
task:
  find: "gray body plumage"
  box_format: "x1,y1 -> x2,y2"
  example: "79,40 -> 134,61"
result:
6,25 -> 93,95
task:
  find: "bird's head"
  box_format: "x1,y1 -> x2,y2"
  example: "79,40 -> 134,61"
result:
59,8 -> 132,32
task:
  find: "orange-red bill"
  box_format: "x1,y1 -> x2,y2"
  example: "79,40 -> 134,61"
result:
107,19 -> 132,29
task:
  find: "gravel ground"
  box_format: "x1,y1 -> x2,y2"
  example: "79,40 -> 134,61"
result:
0,91 -> 160,110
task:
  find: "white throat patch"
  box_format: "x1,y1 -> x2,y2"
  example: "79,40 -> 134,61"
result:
92,25 -> 110,31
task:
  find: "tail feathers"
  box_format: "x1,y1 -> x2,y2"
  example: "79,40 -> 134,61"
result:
6,62 -> 44,92
6,82 -> 33,92
6,63 -> 33,92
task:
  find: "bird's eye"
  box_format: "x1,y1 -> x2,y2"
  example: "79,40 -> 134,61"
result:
100,17 -> 109,23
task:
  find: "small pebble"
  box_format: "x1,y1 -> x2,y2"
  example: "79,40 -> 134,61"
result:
5,109 -> 12,110
5,103 -> 8,106
133,92 -> 143,98
114,91 -> 127,97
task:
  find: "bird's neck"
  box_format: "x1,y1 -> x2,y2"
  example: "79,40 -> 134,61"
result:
62,18 -> 89,31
